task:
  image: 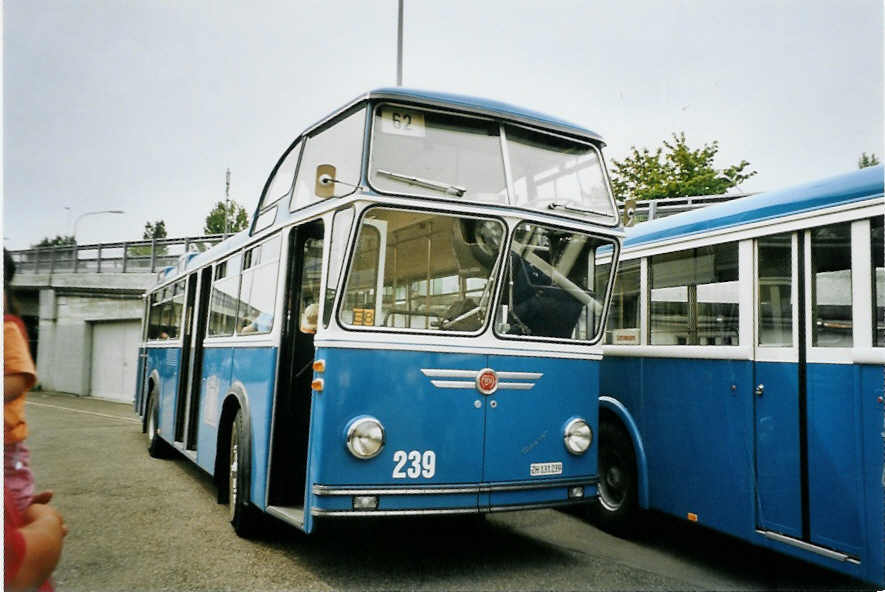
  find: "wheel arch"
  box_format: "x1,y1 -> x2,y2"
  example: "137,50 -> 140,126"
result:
598,395 -> 649,509
214,381 -> 252,505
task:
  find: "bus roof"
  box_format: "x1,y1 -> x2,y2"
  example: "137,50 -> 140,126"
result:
307,87 -> 605,144
624,165 -> 884,249
153,90 -> 609,288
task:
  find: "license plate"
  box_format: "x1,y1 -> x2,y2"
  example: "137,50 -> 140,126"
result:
530,462 -> 563,476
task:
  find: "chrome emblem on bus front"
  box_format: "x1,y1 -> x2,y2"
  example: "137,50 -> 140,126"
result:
420,368 -> 542,393
476,368 -> 498,395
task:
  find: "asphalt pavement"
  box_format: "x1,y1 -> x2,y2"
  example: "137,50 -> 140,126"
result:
23,391 -> 872,591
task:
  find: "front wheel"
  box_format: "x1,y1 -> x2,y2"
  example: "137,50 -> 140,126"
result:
228,409 -> 261,537
590,421 -> 638,534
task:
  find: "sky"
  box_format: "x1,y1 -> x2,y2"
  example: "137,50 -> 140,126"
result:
3,0 -> 882,249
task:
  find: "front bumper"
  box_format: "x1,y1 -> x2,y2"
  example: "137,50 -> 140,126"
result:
310,475 -> 598,517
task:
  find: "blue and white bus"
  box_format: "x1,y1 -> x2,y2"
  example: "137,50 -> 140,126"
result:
596,165 -> 884,585
135,88 -> 624,536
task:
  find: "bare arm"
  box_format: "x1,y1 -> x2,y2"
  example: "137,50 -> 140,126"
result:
8,504 -> 67,592
4,374 -> 30,402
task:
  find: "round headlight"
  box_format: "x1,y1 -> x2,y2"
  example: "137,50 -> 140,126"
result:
346,416 -> 385,459
563,418 -> 592,455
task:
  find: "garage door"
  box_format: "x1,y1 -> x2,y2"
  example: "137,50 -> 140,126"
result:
90,320 -> 141,402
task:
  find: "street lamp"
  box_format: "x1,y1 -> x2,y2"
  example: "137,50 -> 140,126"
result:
73,210 -> 125,243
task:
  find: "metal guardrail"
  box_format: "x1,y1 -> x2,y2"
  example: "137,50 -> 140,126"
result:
624,192 -> 752,225
10,235 -> 227,275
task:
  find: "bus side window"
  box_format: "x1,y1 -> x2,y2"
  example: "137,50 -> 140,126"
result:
757,233 -> 793,347
872,216 -> 883,347
649,242 -> 739,345
148,290 -> 163,340
290,107 -> 366,211
810,222 -> 852,347
604,259 -> 640,345
208,255 -> 240,337
237,236 -> 282,335
299,238 -> 324,333
323,208 -> 355,328
260,140 -> 302,211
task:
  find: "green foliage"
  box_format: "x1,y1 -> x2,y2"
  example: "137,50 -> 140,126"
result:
610,132 -> 757,201
33,235 -> 75,248
130,219 -> 168,257
204,200 -> 249,235
143,220 -> 167,240
858,152 -> 880,169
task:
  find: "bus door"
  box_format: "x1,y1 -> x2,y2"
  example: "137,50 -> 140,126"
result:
754,225 -> 863,559
184,267 -> 212,450
135,296 -> 150,416
173,272 -> 199,444
753,232 -> 803,538
803,222 -> 864,558
267,221 -> 324,511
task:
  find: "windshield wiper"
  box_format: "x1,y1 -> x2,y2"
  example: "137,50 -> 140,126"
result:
377,169 -> 467,197
548,201 -> 612,218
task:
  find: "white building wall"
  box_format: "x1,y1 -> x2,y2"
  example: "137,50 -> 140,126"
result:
36,289 -> 144,396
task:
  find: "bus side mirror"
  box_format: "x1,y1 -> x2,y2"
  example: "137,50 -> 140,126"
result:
315,164 -> 337,198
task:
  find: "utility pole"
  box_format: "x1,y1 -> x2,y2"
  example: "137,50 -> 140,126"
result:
225,168 -> 231,237
396,0 -> 403,86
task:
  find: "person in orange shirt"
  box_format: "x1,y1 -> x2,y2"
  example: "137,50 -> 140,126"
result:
4,249 -> 38,513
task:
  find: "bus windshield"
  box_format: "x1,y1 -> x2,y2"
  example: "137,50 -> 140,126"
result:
340,208 -> 505,332
370,106 -> 509,204
496,222 -> 614,341
369,105 -> 617,223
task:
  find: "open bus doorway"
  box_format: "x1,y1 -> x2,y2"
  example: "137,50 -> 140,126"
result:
267,220 -> 324,514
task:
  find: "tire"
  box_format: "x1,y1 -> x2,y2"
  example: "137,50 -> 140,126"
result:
146,394 -> 172,459
228,409 -> 260,538
591,421 -> 639,534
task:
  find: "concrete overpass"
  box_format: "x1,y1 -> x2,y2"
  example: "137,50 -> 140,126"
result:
9,235 -> 223,401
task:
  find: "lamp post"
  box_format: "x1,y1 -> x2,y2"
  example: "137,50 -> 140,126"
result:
73,210 -> 125,244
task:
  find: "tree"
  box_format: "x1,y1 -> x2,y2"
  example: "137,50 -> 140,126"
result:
204,200 -> 249,235
858,152 -> 880,169
143,220 -> 167,240
130,219 -> 168,257
610,132 -> 757,201
32,235 -> 75,248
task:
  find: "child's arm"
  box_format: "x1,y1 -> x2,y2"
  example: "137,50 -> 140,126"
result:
4,374 -> 30,402
7,504 -> 67,592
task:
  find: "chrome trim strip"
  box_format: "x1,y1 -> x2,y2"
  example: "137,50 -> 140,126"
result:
313,476 -> 598,496
430,380 -> 475,389
488,498 -> 593,513
311,496 -> 595,517
313,507 -> 479,517
496,371 -> 543,380
421,369 -> 543,391
421,369 -> 479,378
755,530 -> 860,564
